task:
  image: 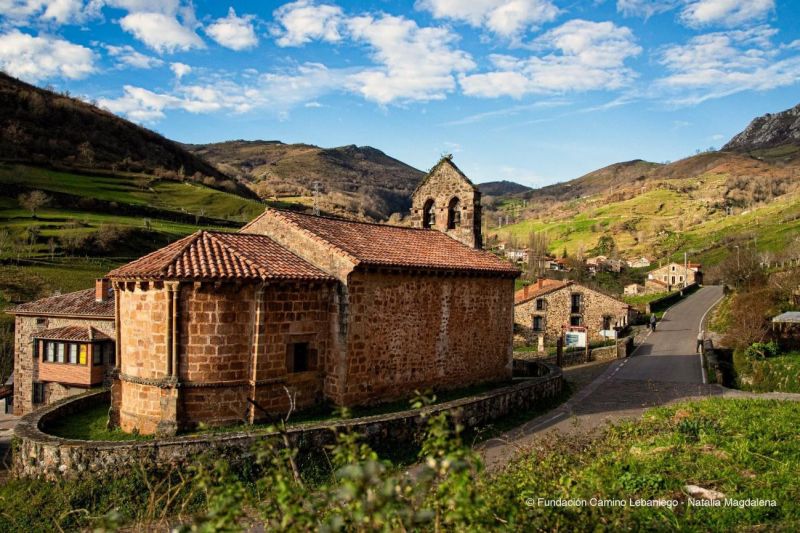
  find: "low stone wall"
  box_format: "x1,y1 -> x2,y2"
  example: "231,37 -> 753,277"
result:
14,363 -> 563,481
515,335 -> 634,368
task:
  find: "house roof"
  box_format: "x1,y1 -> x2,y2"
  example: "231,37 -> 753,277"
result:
772,311 -> 800,324
107,231 -> 334,282
411,157 -> 478,197
6,288 -> 114,318
242,209 -> 520,277
514,279 -> 572,304
34,325 -> 112,342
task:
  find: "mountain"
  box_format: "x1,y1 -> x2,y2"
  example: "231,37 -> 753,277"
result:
478,180 -> 532,197
185,140 -> 424,220
723,103 -> 800,153
491,102 -> 800,267
0,73 -> 255,195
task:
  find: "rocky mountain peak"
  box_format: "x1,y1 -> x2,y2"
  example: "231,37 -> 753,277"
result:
723,103 -> 800,152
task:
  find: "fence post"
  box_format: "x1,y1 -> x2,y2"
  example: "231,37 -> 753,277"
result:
556,337 -> 563,367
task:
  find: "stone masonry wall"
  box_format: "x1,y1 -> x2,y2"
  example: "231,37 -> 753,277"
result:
13,315 -> 114,416
334,271 -> 514,406
14,362 -> 562,481
410,161 -> 482,249
117,281 -> 334,434
515,285 -> 631,346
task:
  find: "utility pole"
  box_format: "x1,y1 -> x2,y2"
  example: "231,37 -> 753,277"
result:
684,251 -> 688,289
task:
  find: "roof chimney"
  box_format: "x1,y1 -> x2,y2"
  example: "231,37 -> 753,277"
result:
523,285 -> 529,298
538,278 -> 544,289
95,278 -> 111,303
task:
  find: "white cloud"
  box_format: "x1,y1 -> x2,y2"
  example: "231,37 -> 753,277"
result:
680,0 -> 774,28
170,61 -> 191,79
103,0 -> 181,14
0,29 -> 96,81
119,11 -> 203,53
657,26 -> 800,104
103,43 -> 163,68
460,19 -> 641,97
416,0 -> 560,38
0,0 -> 97,24
616,0 -> 679,19
272,0 -> 344,47
98,63 -> 349,122
206,7 -> 258,51
345,14 -> 475,104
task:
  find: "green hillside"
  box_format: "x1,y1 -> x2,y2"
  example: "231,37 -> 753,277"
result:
0,164 -> 281,307
492,172 -> 800,266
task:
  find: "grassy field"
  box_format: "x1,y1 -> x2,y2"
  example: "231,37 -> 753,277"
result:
481,398 -> 800,530
0,164 -> 266,222
492,174 -> 800,267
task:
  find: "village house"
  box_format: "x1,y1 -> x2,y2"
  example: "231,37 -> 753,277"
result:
7,284 -> 116,415
627,256 -> 652,268
514,278 -> 635,346
624,283 -> 646,296
98,158 -> 519,435
647,262 -> 703,291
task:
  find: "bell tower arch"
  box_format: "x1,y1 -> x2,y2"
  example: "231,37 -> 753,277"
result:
410,156 -> 482,249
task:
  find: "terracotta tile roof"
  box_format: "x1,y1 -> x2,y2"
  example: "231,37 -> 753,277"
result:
107,231 -> 333,282
243,209 -> 519,276
34,325 -> 112,342
6,288 -> 114,318
514,279 -> 572,304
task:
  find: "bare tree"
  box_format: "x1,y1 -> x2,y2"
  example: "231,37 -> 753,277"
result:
526,231 -> 550,279
78,141 -> 95,167
47,237 -> 56,260
18,190 -> 51,218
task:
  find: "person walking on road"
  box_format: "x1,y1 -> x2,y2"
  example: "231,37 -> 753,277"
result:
649,313 -> 657,332
697,329 -> 705,353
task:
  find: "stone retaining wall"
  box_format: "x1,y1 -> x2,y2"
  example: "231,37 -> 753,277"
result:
14,363 -> 562,481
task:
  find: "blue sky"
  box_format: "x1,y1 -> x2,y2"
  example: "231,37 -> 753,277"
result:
1,1 -> 799,186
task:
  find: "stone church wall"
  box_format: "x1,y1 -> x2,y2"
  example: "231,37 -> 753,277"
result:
334,271 -> 514,406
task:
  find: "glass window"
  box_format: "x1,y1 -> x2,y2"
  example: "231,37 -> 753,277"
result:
533,316 -> 543,331
56,342 -> 65,363
68,344 -> 78,364
93,345 -> 103,366
536,298 -> 545,311
570,315 -> 582,327
45,342 -> 55,362
79,344 -> 87,365
106,343 -> 116,366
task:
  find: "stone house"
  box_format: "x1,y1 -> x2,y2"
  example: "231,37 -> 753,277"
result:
7,282 -> 116,416
647,262 -> 702,291
514,278 -> 635,346
627,256 -> 652,268
104,158 -> 519,435
624,283 -> 645,296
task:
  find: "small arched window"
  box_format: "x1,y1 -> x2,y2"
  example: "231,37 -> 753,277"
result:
447,197 -> 461,229
422,199 -> 435,229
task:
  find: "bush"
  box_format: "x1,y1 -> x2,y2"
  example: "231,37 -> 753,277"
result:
744,341 -> 780,359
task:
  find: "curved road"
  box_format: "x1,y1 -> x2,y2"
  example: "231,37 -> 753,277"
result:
483,285 -> 725,471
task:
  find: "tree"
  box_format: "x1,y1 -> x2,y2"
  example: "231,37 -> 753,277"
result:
18,190 -> 51,218
78,141 -> 95,167
0,323 -> 13,387
526,231 -> 550,279
595,235 -> 617,256
562,247 -> 568,259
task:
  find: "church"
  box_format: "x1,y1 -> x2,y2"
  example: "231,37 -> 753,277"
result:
11,158 -> 519,435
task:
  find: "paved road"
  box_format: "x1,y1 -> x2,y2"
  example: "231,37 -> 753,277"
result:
482,285 -> 726,471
